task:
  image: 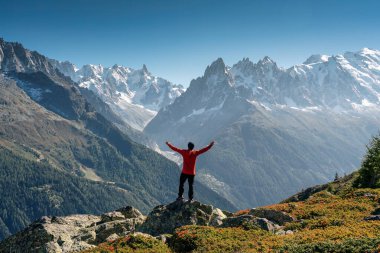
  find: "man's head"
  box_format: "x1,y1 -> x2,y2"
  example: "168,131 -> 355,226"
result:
188,142 -> 195,150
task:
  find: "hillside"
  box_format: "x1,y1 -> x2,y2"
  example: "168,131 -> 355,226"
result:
2,170 -> 380,253
79,173 -> 380,252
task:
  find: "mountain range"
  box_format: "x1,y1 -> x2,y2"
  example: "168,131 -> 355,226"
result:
49,59 -> 184,131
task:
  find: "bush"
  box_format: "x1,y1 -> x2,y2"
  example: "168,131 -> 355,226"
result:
354,134 -> 380,188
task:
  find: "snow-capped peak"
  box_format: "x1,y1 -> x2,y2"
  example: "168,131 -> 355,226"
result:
303,54 -> 331,65
203,48 -> 380,111
50,59 -> 185,130
359,47 -> 380,56
258,56 -> 275,65
77,64 -> 104,80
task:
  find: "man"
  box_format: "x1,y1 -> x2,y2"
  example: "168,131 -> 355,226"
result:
166,141 -> 214,202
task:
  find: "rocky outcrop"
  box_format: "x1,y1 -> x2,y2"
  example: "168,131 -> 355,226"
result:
138,200 -> 227,236
0,206 -> 145,253
248,208 -> 295,225
219,215 -> 280,232
137,200 -> 289,237
0,201 -> 295,252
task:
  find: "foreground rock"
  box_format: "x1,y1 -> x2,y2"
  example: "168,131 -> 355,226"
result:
138,200 -> 226,236
0,201 -> 292,252
248,208 -> 295,225
219,215 -> 280,232
0,206 -> 145,253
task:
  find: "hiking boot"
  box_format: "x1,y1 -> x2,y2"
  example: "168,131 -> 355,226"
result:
176,196 -> 184,201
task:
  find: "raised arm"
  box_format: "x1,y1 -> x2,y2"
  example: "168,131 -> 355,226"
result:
166,141 -> 184,154
195,141 -> 214,155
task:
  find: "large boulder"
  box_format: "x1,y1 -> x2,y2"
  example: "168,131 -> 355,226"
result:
248,208 -> 295,225
138,200 -> 226,236
219,215 -> 280,233
0,206 -> 145,253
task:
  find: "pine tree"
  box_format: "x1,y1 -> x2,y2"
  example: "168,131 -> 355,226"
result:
334,172 -> 339,181
354,134 -> 380,188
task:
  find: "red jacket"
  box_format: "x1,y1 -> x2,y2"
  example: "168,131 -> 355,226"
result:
167,143 -> 213,175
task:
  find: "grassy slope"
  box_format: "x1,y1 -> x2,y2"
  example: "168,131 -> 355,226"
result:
85,173 -> 380,253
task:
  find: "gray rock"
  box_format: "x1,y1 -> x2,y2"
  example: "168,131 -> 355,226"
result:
0,206 -> 145,253
138,200 -> 226,236
254,218 -> 279,232
98,206 -> 144,225
275,229 -> 294,235
248,208 -> 295,225
364,215 -> 380,221
285,230 -> 294,235
99,211 -> 126,223
219,215 -> 280,233
116,206 -> 145,219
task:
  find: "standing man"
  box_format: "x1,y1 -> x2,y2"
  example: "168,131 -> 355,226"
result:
166,141 -> 214,202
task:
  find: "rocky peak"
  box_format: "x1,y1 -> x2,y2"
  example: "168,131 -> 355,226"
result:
261,56 -> 274,64
232,57 -> 255,75
0,39 -> 56,74
256,56 -> 278,70
78,64 -> 103,79
204,58 -> 227,77
142,64 -> 149,74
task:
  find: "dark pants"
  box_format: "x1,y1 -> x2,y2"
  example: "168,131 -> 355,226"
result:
178,173 -> 195,199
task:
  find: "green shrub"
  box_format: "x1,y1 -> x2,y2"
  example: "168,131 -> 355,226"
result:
354,134 -> 380,188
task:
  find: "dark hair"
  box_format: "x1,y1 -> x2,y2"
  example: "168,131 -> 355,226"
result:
188,142 -> 195,150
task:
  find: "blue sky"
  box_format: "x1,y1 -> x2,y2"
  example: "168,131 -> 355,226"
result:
1,0 -> 379,86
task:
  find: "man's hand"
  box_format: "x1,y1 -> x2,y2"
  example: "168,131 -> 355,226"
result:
165,141 -> 170,146
210,141 -> 215,147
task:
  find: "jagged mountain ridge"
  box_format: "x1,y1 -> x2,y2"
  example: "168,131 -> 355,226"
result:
49,59 -> 185,130
148,48 -> 380,138
230,48 -> 380,109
